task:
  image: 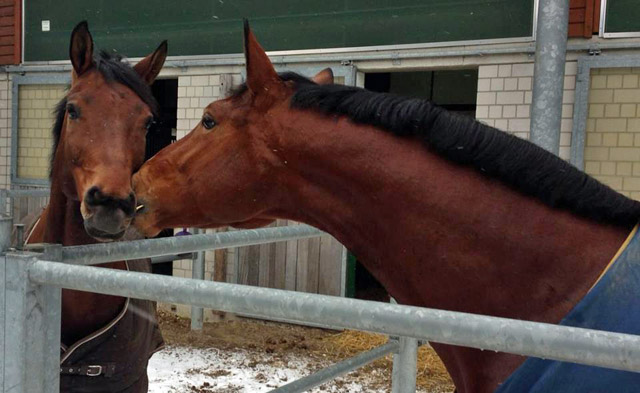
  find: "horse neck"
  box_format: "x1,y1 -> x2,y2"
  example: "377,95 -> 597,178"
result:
44,179 -> 92,246
44,147 -> 127,346
268,109 -> 629,391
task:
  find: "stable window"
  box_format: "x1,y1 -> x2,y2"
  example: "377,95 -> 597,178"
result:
365,70 -> 479,117
600,0 -> 640,38
11,75 -> 70,186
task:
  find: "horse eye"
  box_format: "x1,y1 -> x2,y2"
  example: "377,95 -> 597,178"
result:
202,116 -> 216,130
145,117 -> 155,131
67,104 -> 79,120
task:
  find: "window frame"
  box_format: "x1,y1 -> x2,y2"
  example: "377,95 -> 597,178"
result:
11,73 -> 70,186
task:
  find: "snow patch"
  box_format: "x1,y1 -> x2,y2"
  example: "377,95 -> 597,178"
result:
148,345 -> 379,392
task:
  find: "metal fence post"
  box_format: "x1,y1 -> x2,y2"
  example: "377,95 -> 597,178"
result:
0,215 -> 11,391
391,336 -> 418,393
191,228 -> 205,330
389,297 -> 418,392
529,0 -> 569,154
4,252 -> 62,393
3,248 -> 61,393
0,189 -> 7,216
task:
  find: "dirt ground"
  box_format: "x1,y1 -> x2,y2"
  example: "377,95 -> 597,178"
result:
158,310 -> 454,392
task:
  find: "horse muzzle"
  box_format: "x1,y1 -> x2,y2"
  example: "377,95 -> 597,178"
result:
82,186 -> 136,241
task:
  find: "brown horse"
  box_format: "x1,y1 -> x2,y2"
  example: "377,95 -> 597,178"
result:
132,24 -> 638,392
26,22 -> 166,392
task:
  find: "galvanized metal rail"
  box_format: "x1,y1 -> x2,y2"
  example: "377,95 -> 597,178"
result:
0,188 -> 50,217
271,341 -> 400,393
0,189 -> 50,198
61,225 -> 325,265
27,259 -> 640,373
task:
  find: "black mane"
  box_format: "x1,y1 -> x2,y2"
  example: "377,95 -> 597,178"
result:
267,73 -> 640,229
50,51 -> 158,177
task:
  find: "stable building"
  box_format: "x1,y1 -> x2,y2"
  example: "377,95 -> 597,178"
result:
0,0 -> 639,319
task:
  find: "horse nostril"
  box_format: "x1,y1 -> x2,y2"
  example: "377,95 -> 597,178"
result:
85,186 -> 104,206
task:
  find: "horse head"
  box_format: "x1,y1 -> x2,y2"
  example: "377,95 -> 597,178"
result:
133,21 -> 332,236
52,21 -> 167,241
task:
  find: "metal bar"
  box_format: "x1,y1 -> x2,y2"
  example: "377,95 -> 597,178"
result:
191,229 -> 205,330
599,0 -> 608,38
530,0 -> 569,154
5,254 -> 61,393
391,337 -> 418,393
29,260 -> 640,373
14,224 -> 24,250
0,189 -> 7,217
4,45 -> 534,74
8,39 -> 640,75
270,341 -> 399,393
62,225 -> 325,265
40,246 -> 62,393
0,216 -> 11,252
0,216 -> 11,391
2,189 -> 50,198
4,253 -> 30,392
339,245 -> 347,298
570,57 -> 592,170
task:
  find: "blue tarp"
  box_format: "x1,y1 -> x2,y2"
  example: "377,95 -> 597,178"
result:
496,225 -> 640,393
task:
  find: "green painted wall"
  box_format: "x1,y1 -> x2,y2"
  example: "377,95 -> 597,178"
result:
25,0 -> 535,61
605,0 -> 640,34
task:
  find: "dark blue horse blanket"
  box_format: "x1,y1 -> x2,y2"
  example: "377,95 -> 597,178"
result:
496,225 -> 640,393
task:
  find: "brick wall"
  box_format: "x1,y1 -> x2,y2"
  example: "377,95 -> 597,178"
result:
583,68 -> 640,199
16,84 -> 65,180
475,61 -> 577,161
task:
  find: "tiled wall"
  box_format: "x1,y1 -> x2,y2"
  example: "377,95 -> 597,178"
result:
16,84 -> 65,180
176,74 -> 240,139
475,61 -> 577,161
583,68 -> 640,199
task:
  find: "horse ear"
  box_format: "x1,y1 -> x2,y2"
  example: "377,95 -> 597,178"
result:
243,20 -> 279,93
69,21 -> 94,78
312,68 -> 334,85
134,40 -> 168,85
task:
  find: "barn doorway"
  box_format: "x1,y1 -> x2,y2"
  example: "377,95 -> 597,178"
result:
346,69 -> 479,301
146,79 -> 178,161
147,78 -> 178,275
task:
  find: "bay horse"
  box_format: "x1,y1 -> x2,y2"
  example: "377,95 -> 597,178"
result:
26,22 -> 167,392
132,23 -> 640,392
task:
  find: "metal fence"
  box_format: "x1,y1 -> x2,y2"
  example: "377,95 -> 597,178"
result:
0,188 -> 50,221
2,191 -> 640,393
0,188 -> 208,329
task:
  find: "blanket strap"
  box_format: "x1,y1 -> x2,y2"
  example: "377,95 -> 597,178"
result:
60,363 -> 116,378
